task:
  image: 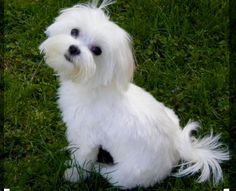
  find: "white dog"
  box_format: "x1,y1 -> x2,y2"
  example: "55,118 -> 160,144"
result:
39,0 -> 229,189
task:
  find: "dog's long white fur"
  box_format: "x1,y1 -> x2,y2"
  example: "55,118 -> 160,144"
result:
40,0 -> 229,189
175,121 -> 229,186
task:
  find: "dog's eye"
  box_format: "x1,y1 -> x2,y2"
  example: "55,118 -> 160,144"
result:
91,46 -> 102,56
71,28 -> 79,38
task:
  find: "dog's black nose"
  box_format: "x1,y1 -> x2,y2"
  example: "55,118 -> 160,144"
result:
68,45 -> 80,56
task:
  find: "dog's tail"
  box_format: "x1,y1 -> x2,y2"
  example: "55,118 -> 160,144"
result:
174,121 -> 229,186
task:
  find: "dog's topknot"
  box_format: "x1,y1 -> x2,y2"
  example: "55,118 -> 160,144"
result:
64,0 -> 116,18
90,0 -> 116,9
59,0 -> 116,23
73,0 -> 116,10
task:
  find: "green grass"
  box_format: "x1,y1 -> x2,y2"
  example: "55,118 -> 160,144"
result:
4,0 -> 231,190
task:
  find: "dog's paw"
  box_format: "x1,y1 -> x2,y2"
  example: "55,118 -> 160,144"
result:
64,167 -> 80,182
64,166 -> 90,182
64,159 -> 74,167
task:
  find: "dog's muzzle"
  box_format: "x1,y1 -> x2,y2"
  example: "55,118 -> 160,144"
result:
64,45 -> 80,63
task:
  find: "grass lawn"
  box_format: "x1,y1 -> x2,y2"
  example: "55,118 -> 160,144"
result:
4,0 -> 232,190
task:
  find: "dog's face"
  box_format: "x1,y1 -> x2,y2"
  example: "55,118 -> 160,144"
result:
40,3 -> 134,90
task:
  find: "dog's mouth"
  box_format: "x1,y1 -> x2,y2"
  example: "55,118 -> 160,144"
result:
64,54 -> 73,63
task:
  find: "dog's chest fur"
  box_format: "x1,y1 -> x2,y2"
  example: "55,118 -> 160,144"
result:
58,80 -> 180,149
57,81 -> 129,147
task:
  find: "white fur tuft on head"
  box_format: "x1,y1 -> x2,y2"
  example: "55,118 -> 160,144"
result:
91,0 -> 116,9
73,0 -> 116,10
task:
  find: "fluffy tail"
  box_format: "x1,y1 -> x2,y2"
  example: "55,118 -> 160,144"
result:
174,121 -> 229,186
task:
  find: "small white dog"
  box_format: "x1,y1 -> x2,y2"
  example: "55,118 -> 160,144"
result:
40,0 -> 229,189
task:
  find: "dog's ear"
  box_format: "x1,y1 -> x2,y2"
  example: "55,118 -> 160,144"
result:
44,22 -> 61,37
45,24 -> 53,37
113,31 -> 135,91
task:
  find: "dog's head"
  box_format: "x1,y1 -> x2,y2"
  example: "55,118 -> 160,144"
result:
39,0 -> 134,90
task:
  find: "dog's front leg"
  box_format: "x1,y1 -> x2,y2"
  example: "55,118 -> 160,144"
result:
64,145 -> 99,182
